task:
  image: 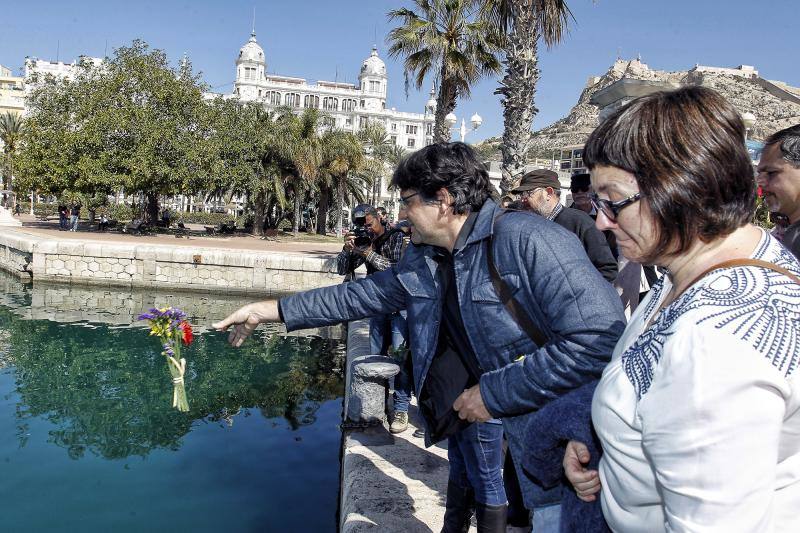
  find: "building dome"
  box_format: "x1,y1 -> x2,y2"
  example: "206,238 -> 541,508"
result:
360,46 -> 386,77
426,86 -> 437,112
237,32 -> 265,64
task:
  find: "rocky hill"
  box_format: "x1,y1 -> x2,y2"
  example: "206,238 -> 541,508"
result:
478,58 -> 800,157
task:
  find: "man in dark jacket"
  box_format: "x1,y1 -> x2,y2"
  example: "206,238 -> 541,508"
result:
512,169 -> 617,282
213,143 -> 625,532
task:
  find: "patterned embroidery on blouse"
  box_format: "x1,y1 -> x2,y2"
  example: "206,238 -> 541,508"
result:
641,275 -> 666,319
622,236 -> 800,400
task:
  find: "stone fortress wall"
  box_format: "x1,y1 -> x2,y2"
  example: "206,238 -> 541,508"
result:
0,229 -> 343,296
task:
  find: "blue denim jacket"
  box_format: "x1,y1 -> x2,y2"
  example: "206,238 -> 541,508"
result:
280,199 -> 626,507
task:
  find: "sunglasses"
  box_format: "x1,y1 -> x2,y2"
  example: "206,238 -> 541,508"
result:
570,185 -> 590,193
590,192 -> 642,222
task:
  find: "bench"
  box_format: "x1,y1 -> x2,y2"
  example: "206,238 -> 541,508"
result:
123,220 -> 145,235
204,222 -> 236,235
97,219 -> 118,231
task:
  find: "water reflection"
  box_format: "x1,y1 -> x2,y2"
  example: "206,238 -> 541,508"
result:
0,269 -> 343,337
0,271 -> 345,461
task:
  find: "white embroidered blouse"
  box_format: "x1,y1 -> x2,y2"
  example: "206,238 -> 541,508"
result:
593,231 -> 800,532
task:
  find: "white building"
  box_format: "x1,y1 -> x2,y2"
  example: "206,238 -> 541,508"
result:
24,56 -> 104,90
229,32 -> 435,152
0,64 -> 25,116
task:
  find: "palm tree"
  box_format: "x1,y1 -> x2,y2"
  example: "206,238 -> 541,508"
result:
278,108 -> 325,235
357,121 -> 392,206
0,111 -> 24,196
384,144 -> 408,210
321,130 -> 368,237
387,0 -> 504,143
481,0 -> 574,193
252,106 -> 290,234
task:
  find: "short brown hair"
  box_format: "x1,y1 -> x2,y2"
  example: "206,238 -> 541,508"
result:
583,86 -> 755,261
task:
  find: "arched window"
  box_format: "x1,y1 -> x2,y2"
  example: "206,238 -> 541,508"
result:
266,91 -> 281,105
304,94 -> 319,108
323,97 -> 338,111
284,93 -> 300,107
322,116 -> 335,128
341,99 -> 357,112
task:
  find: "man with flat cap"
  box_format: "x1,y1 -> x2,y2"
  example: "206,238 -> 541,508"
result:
513,169 -> 617,282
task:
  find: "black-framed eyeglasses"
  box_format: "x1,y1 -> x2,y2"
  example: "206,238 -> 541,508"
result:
399,191 -> 421,207
590,192 -> 642,222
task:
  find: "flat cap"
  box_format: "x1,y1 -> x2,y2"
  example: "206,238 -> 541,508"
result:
510,169 -> 560,193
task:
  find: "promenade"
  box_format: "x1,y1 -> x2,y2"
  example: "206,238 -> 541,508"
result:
9,214 -> 344,255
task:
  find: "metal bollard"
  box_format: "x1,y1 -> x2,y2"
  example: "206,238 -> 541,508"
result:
347,355 -> 400,424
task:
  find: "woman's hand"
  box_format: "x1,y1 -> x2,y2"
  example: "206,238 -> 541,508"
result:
563,440 -> 601,502
212,301 -> 280,347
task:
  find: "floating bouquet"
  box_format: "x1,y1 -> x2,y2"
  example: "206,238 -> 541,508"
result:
138,307 -> 193,412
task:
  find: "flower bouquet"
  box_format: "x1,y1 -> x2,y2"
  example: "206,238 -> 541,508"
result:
138,307 -> 193,412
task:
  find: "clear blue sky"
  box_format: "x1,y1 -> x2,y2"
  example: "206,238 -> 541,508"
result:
1,0 -> 796,142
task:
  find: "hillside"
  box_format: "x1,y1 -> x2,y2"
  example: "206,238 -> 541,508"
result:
477,58 -> 800,158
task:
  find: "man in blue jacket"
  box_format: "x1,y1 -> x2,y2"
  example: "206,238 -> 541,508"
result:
213,142 -> 625,532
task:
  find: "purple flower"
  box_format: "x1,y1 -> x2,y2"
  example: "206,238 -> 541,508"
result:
138,306 -> 188,323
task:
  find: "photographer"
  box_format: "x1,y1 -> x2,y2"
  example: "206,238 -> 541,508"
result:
336,204 -> 412,433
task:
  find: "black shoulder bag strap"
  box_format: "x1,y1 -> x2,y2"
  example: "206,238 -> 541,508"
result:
487,212 -> 549,347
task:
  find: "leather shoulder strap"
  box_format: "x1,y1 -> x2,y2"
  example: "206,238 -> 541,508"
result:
688,258 -> 800,287
487,211 -> 548,346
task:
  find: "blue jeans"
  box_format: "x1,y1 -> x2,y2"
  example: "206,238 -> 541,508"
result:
70,215 -> 78,230
448,421 -> 506,506
532,504 -> 561,533
370,312 -> 412,413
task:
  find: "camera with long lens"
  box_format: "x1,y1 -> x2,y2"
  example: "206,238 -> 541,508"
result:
351,217 -> 372,247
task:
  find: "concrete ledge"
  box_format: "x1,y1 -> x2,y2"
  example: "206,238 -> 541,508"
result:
0,228 -> 342,295
340,320 -> 449,532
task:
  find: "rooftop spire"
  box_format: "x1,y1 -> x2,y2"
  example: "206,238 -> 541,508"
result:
251,6 -> 256,37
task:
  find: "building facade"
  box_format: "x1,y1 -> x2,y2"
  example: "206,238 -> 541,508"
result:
23,56 -> 104,90
0,65 -> 24,116
229,32 -> 435,153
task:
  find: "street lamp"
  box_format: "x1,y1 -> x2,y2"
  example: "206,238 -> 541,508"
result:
445,112 -> 482,142
742,112 -> 756,140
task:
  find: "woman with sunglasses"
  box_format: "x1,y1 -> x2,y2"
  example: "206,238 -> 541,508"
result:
562,86 -> 800,531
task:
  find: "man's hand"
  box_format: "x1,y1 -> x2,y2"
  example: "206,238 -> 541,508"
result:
343,233 -> 356,252
212,300 -> 280,347
563,440 -> 601,502
453,385 -> 492,423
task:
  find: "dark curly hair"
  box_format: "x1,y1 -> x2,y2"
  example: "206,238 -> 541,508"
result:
390,142 -> 495,215
583,86 -> 755,262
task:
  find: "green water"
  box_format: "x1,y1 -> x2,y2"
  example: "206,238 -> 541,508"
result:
0,274 -> 345,532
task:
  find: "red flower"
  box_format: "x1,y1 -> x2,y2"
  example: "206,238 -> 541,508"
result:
179,321 -> 194,345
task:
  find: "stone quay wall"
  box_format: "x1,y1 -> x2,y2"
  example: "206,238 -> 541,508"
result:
0,230 -> 342,295
0,231 -> 34,277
